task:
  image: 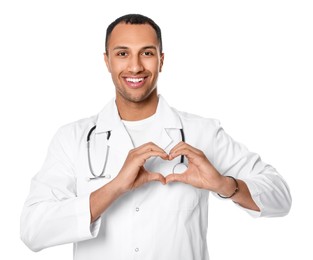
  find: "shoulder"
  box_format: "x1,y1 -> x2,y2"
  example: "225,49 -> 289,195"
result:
54,114 -> 98,141
174,107 -> 221,131
171,107 -> 223,158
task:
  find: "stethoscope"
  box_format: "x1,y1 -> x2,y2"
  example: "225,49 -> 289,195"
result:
86,126 -> 188,181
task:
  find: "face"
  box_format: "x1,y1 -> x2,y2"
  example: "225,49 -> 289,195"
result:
104,23 -> 164,104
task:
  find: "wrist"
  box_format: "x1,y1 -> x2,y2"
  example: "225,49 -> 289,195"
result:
216,176 -> 239,199
109,177 -> 131,196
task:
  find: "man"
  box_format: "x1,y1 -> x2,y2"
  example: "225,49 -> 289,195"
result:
21,14 -> 292,260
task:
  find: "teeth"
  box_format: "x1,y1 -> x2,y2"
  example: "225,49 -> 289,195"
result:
126,78 -> 144,83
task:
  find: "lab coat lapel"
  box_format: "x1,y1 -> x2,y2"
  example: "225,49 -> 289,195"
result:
95,99 -> 134,154
94,95 -> 182,153
153,96 -> 182,151
158,128 -> 173,151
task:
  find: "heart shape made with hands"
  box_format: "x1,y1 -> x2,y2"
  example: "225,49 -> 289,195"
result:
130,141 -> 220,189
140,155 -> 190,187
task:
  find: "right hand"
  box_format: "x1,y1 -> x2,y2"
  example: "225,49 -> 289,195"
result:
113,142 -> 168,193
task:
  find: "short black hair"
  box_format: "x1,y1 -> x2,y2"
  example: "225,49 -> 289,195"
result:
105,14 -> 162,54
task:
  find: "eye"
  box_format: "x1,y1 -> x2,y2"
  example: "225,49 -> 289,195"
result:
117,51 -> 128,57
142,51 -> 154,56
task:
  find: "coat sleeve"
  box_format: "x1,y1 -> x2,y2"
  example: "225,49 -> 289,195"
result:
20,126 -> 101,252
211,120 -> 292,217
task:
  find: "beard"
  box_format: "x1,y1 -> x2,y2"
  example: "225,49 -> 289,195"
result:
114,80 -> 158,104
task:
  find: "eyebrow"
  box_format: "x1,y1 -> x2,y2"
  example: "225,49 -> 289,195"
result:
112,45 -> 158,51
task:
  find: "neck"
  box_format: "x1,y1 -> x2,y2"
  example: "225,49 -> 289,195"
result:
116,91 -> 159,121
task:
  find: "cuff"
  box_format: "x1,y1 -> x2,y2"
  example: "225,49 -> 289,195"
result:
238,178 -> 263,218
75,194 -> 101,240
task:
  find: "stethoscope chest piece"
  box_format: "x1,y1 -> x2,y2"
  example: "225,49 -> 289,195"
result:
86,174 -> 111,182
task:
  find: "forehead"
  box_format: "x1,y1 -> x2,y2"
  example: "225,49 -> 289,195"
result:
107,23 -> 159,51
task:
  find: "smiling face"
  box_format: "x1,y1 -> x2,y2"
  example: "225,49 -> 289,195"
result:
104,23 -> 164,104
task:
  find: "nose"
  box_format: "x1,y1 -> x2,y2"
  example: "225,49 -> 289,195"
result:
127,55 -> 144,74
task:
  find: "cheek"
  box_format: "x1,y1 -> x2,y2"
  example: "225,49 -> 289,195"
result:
109,61 -> 125,76
144,60 -> 161,74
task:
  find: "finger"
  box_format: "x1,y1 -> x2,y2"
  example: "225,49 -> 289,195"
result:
139,150 -> 169,160
136,142 -> 167,154
165,173 -> 187,184
169,142 -> 202,159
169,142 -> 186,160
134,150 -> 169,166
169,147 -> 198,161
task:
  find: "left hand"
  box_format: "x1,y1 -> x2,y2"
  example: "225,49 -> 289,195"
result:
166,142 -> 223,192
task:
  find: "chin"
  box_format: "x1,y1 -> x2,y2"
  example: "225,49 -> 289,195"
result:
119,89 -> 157,103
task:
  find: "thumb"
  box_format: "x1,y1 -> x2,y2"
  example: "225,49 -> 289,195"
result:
165,173 -> 186,184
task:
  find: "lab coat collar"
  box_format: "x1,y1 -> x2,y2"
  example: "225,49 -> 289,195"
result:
95,95 -> 182,151
95,95 -> 182,134
155,95 -> 182,129
95,98 -> 122,134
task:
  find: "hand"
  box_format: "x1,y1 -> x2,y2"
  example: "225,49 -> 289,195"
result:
114,142 -> 168,193
166,142 -> 223,192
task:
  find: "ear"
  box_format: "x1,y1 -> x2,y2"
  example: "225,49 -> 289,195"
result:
159,53 -> 165,72
104,53 -> 111,73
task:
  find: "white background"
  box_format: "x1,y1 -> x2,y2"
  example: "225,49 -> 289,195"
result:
0,0 -> 312,259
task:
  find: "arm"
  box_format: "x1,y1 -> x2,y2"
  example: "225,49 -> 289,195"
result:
21,124 -> 167,251
20,127 -> 95,252
212,124 -> 292,217
215,176 -> 260,211
166,122 -> 292,217
166,142 -> 260,211
90,142 -> 167,223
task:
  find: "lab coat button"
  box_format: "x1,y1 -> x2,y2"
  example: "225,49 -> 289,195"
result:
135,207 -> 139,212
135,248 -> 139,252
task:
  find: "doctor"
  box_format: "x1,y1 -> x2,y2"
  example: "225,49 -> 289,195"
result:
21,14 -> 292,260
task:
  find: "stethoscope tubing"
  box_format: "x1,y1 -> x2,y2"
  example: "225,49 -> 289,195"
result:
179,128 -> 185,164
87,127 -> 111,180
87,125 -> 186,180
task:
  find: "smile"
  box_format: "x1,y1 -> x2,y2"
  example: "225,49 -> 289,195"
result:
126,77 -> 144,83
124,77 -> 146,89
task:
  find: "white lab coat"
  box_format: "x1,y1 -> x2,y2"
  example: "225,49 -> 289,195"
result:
20,95 -> 291,259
